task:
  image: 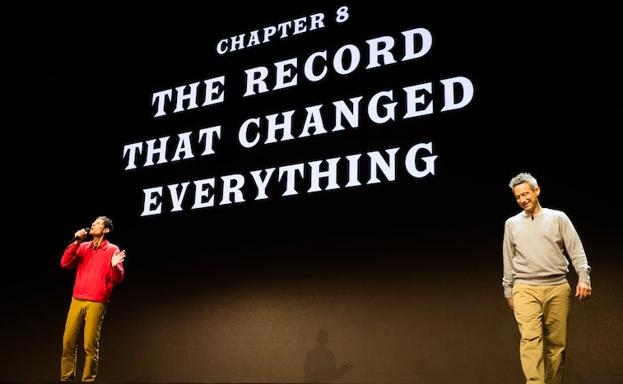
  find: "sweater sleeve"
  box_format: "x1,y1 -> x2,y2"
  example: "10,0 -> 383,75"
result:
559,212 -> 591,283
502,220 -> 515,298
60,242 -> 83,269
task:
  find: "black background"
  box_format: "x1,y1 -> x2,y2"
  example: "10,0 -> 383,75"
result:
3,2 -> 621,383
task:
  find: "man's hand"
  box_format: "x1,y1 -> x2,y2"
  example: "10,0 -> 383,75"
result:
112,250 -> 126,267
575,281 -> 592,301
74,228 -> 88,242
506,297 -> 514,311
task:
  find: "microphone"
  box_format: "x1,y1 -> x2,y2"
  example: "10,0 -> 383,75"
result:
73,227 -> 91,242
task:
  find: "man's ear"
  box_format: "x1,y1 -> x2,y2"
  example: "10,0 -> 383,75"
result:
104,228 -> 110,233
535,186 -> 541,197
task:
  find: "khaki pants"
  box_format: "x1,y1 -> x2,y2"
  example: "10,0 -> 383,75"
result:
512,283 -> 571,384
61,298 -> 107,382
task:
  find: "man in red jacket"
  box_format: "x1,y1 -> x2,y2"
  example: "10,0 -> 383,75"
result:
60,216 -> 126,382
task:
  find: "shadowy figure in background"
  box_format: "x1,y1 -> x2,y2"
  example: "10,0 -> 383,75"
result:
304,329 -> 353,383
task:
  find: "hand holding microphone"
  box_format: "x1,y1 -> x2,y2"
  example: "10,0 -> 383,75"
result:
73,227 -> 91,242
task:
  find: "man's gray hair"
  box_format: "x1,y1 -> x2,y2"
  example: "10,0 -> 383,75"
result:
509,172 -> 538,190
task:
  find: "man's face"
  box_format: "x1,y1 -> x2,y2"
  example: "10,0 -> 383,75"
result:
512,182 -> 540,213
89,218 -> 108,236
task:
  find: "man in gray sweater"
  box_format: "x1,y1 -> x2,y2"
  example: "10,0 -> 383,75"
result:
502,172 -> 592,384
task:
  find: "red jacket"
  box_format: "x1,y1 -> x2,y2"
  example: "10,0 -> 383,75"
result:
61,240 -> 125,303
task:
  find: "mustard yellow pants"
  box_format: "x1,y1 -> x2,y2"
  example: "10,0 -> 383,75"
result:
61,298 -> 107,382
512,283 -> 571,384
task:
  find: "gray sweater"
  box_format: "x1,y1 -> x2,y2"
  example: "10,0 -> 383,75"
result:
502,208 -> 591,298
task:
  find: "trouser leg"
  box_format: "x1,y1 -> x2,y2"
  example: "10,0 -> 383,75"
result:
81,301 -> 107,382
543,283 -> 571,384
61,298 -> 84,382
513,285 -> 546,384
